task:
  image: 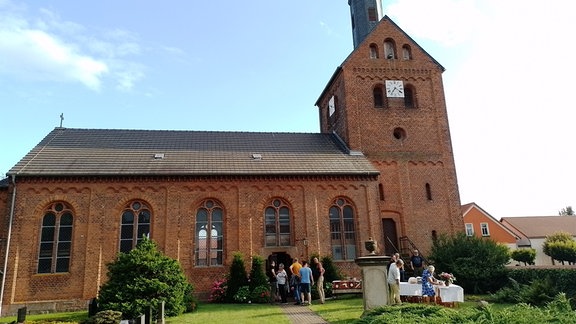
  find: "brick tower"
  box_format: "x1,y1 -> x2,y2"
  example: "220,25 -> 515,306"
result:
316,1 -> 463,256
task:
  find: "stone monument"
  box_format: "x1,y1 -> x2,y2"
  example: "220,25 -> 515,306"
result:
355,238 -> 391,312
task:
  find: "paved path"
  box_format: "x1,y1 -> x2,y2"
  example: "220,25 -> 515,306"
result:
280,303 -> 328,324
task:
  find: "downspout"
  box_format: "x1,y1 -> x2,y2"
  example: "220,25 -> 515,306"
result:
0,175 -> 16,316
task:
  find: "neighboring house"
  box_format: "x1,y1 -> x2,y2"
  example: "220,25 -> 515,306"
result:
0,1 -> 464,315
462,203 -> 519,250
501,216 -> 576,266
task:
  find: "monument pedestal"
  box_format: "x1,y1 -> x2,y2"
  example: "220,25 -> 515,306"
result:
355,255 -> 391,312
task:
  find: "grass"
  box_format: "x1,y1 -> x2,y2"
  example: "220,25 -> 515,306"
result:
0,295 -> 549,324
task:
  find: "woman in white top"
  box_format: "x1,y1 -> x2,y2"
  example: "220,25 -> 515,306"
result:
276,263 -> 289,304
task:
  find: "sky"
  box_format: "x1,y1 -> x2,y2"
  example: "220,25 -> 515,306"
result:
1,0 -> 575,219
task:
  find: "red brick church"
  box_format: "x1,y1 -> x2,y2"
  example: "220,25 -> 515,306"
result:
0,0 -> 462,314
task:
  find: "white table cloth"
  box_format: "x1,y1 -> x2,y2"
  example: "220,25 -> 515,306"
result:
399,282 -> 464,302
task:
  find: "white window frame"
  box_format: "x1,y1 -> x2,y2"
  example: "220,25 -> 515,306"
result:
465,223 -> 474,236
480,223 -> 490,236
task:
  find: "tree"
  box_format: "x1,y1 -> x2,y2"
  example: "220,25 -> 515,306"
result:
225,252 -> 248,303
558,206 -> 574,216
510,248 -> 536,265
543,232 -> 576,265
428,233 -> 510,294
248,255 -> 268,290
97,237 -> 194,320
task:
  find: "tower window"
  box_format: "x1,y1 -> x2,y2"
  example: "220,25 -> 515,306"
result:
393,127 -> 406,140
369,44 -> 379,59
404,87 -> 415,108
368,7 -> 377,21
402,45 -> 412,60
373,86 -> 384,107
425,183 -> 432,200
378,183 -> 385,201
384,40 -> 396,59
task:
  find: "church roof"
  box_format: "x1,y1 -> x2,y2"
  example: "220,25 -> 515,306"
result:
8,128 -> 379,177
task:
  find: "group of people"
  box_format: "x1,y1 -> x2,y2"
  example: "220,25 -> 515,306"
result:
387,249 -> 430,305
267,257 -> 325,305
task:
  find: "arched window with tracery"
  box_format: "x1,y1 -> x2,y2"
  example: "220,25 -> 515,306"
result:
119,200 -> 151,253
38,202 -> 73,273
329,197 -> 356,260
265,198 -> 291,247
195,199 -> 224,266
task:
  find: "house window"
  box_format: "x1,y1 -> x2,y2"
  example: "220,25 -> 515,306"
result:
38,202 -> 73,274
368,7 -> 377,21
480,223 -> 490,236
369,44 -> 379,59
119,200 -> 151,253
195,200 -> 224,266
373,86 -> 384,107
402,45 -> 412,60
329,197 -> 356,261
404,86 -> 415,108
465,223 -> 474,236
265,198 -> 291,247
384,40 -> 396,59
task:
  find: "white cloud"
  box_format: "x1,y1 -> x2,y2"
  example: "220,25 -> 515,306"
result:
0,1 -> 144,91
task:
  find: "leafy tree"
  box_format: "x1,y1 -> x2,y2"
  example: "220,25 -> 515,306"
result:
225,252 -> 248,303
428,233 -> 510,294
511,248 -> 536,266
558,206 -> 574,216
97,237 -> 194,320
543,231 -> 576,264
320,255 -> 343,284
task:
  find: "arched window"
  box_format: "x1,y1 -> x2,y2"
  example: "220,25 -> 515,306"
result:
402,45 -> 412,60
119,200 -> 151,253
369,43 -> 379,59
38,202 -> 73,273
384,39 -> 396,59
373,86 -> 384,107
265,198 -> 291,247
195,199 -> 223,266
404,86 -> 415,108
329,198 -> 356,260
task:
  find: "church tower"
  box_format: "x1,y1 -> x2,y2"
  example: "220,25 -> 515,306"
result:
316,2 -> 463,255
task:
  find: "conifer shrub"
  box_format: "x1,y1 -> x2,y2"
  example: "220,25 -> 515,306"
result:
225,252 -> 248,303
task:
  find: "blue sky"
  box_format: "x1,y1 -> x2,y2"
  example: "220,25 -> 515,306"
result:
1,0 -> 575,218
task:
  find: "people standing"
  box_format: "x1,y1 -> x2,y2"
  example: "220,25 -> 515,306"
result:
289,258 -> 302,305
387,259 -> 403,305
276,263 -> 288,304
268,260 -> 278,304
312,257 -> 325,304
410,250 -> 425,277
299,260 -> 314,306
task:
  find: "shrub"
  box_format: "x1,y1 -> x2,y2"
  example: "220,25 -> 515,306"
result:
97,237 -> 194,319
82,310 -> 122,324
428,233 -> 510,294
225,252 -> 248,303
233,286 -> 251,303
209,279 -> 227,303
250,285 -> 271,303
511,248 -> 536,266
249,255 -> 268,291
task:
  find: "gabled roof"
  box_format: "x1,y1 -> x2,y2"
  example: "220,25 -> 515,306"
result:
315,15 -> 444,106
501,216 -> 576,239
461,202 -> 520,240
8,128 -> 380,177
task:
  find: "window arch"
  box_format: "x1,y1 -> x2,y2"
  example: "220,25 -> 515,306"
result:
329,197 -> 356,260
119,200 -> 151,253
402,45 -> 412,60
369,43 -> 379,59
265,198 -> 291,247
373,85 -> 384,107
384,39 -> 396,59
38,202 -> 73,273
404,85 -> 416,108
195,199 -> 223,266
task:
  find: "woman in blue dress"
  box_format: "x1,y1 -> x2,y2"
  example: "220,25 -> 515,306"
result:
421,265 -> 438,299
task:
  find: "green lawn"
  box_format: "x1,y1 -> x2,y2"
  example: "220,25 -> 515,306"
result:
0,295 -> 565,324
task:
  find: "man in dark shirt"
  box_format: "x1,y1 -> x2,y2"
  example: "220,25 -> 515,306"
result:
410,250 -> 425,277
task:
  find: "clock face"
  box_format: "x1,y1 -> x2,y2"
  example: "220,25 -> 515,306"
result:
385,80 -> 404,98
